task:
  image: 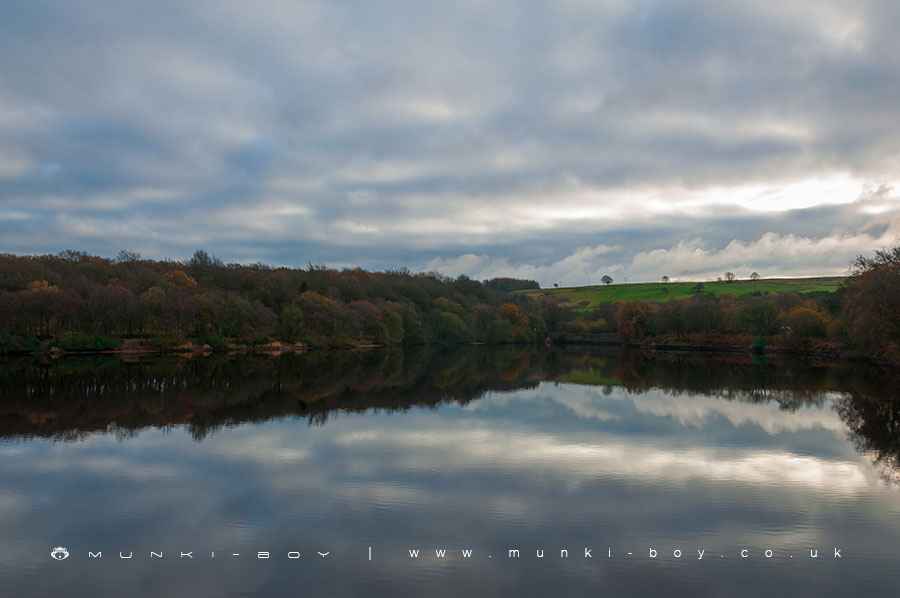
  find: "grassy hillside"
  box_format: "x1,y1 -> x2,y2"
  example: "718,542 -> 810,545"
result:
522,276 -> 845,308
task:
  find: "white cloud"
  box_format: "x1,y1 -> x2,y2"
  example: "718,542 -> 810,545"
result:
427,192 -> 900,284
629,223 -> 900,281
426,244 -> 622,285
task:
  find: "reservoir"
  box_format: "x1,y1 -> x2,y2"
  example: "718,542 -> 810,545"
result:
1,347 -> 898,596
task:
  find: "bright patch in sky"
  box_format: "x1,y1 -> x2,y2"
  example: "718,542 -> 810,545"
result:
1,0 -> 900,284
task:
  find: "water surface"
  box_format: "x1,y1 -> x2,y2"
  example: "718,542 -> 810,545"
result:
1,348 -> 899,596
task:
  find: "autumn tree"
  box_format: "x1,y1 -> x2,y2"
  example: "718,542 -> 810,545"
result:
843,246 -> 900,359
616,302 -> 655,341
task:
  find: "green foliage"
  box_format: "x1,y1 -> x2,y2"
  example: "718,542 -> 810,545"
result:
381,305 -> 405,345
431,311 -> 472,345
487,318 -> 515,344
0,333 -> 40,354
399,303 -> 429,345
55,332 -> 121,352
739,300 -> 780,336
580,291 -> 844,347
752,336 -> 767,353
198,334 -> 227,351
483,277 -> 540,292
278,302 -> 305,341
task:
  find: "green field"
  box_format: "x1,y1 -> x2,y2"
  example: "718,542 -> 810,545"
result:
521,276 -> 845,308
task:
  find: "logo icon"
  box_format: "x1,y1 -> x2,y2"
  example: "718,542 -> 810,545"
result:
50,546 -> 70,561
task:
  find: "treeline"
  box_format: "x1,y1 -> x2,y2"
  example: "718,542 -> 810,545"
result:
2,247 -> 897,360
483,277 -> 541,292
554,246 -> 900,363
557,291 -> 842,343
0,250 -> 551,353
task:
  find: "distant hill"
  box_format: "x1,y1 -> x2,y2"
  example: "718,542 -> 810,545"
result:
521,276 -> 845,308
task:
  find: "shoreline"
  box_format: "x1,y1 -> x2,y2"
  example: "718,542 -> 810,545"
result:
552,333 -> 891,364
2,335 -> 893,367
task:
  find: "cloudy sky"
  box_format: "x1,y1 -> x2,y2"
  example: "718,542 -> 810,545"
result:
2,0 -> 899,285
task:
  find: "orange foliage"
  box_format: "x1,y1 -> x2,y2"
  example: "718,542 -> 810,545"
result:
165,270 -> 198,289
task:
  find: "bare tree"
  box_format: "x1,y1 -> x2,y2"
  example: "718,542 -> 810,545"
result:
116,250 -> 142,263
750,272 -> 760,281
724,272 -> 736,283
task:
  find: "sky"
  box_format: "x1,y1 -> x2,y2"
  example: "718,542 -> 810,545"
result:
1,0 -> 900,286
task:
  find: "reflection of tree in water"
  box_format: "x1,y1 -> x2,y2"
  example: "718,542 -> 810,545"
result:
1,347 -> 899,477
609,351 -> 900,478
610,350 -> 834,411
0,347 -> 549,441
835,376 -> 900,482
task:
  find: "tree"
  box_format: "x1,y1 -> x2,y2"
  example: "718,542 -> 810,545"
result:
58,250 -> 88,262
843,246 -> 900,359
724,272 -> 736,283
116,250 -> 142,263
483,277 -> 540,292
616,302 -> 654,341
739,300 -> 779,335
279,302 -> 305,341
661,275 -> 670,283
750,272 -> 760,281
783,304 -> 829,339
500,303 -> 526,325
189,250 -> 217,269
188,250 -> 223,279
165,270 -> 198,289
432,310 -> 471,344
487,317 -> 514,344
601,275 -> 613,285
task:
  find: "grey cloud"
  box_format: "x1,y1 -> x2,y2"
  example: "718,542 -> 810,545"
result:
1,1 -> 899,277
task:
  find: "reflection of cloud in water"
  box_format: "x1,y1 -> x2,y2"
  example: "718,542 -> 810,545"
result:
545,391 -> 621,422
335,483 -> 428,509
467,386 -> 622,423
475,383 -> 848,435
603,388 -> 848,435
17,453 -> 182,482
333,427 -> 877,495
0,492 -> 25,523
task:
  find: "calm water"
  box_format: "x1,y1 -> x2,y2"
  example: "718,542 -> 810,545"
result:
1,348 -> 899,596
